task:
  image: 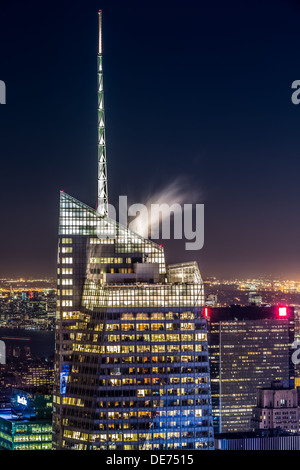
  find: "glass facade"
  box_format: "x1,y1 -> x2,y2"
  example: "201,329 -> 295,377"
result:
0,418 -> 52,450
52,192 -> 214,450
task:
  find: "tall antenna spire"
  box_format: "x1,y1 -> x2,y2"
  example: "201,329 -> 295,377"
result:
97,10 -> 108,217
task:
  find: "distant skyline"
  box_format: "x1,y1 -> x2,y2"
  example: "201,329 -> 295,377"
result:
1,0 -> 300,280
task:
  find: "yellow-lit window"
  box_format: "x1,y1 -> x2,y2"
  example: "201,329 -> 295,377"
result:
62,247 -> 73,253
62,238 -> 72,244
62,268 -> 73,275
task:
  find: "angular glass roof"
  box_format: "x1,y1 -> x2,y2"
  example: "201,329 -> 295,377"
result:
59,191 -> 166,273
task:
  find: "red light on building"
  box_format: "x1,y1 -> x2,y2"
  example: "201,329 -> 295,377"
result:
204,307 -> 209,317
278,307 -> 287,317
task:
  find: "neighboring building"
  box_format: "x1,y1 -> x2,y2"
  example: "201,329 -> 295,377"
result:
248,291 -> 262,306
214,429 -> 300,451
0,388 -> 52,450
52,12 -> 214,451
19,361 -> 54,389
205,294 -> 218,307
251,381 -> 299,433
207,305 -> 295,434
0,350 -> 54,407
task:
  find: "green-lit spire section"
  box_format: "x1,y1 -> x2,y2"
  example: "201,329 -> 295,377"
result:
97,10 -> 108,217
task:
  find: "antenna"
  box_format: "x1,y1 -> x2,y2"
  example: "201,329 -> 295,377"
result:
97,10 -> 108,217
98,10 -> 102,54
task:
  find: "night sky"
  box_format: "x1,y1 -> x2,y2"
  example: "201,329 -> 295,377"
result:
1,0 -> 300,280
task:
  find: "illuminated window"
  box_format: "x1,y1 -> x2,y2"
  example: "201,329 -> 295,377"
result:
62,238 -> 72,244
62,268 -> 73,275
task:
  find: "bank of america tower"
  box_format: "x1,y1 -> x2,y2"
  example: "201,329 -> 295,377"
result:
52,11 -> 214,451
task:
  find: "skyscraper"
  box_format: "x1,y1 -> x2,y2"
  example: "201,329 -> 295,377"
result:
52,12 -> 214,450
207,305 -> 295,434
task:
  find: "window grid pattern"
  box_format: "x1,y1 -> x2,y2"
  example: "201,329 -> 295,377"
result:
58,308 -> 213,450
53,192 -> 213,450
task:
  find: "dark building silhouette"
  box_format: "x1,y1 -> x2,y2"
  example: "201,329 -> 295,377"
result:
206,305 -> 295,433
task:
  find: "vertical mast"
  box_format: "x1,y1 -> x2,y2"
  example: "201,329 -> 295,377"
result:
97,10 -> 108,216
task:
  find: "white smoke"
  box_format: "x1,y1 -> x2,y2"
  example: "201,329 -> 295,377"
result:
128,177 -> 200,239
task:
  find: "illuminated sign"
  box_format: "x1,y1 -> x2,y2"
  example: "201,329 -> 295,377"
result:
278,307 -> 287,317
60,365 -> 69,395
11,391 -> 34,418
17,396 -> 28,407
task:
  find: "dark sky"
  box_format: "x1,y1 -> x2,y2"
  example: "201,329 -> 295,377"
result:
0,0 -> 300,280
